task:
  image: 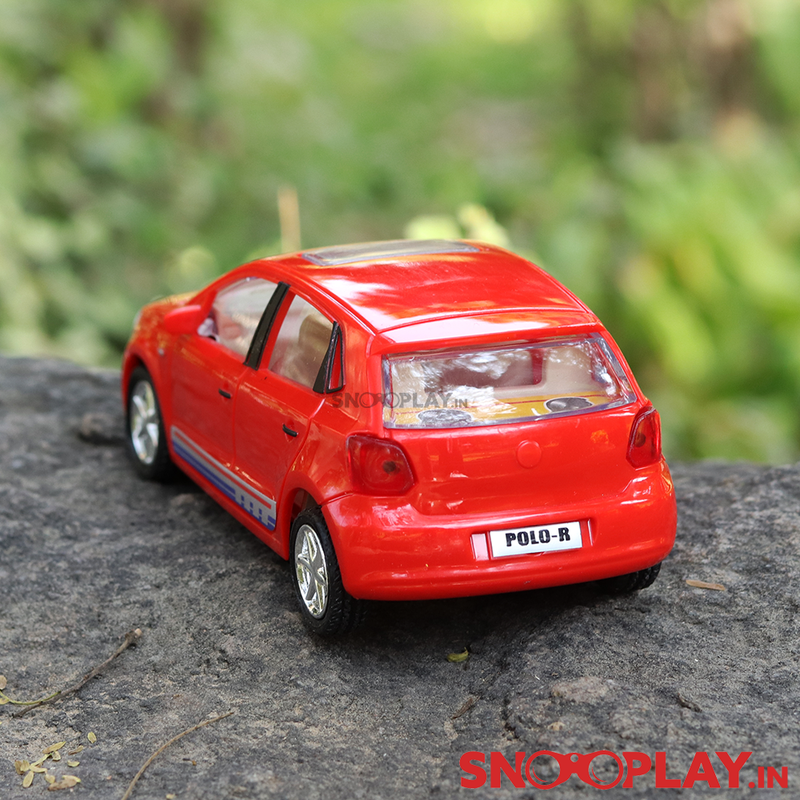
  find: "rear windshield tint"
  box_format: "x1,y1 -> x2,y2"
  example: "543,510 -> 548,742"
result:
382,335 -> 636,428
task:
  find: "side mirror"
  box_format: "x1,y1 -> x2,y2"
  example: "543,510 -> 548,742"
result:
163,304 -> 205,335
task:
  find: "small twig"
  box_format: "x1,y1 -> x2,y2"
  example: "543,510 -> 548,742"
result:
677,692 -> 702,712
0,688 -> 60,707
451,695 -> 478,720
13,628 -> 143,718
686,579 -> 726,591
121,711 -> 235,800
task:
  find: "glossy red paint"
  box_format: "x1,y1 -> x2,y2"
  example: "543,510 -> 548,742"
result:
122,240 -> 676,616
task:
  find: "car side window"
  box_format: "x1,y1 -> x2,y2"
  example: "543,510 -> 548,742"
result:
199,278 -> 278,358
268,295 -> 334,389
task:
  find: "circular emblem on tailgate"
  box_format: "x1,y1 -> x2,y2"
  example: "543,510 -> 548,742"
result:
516,440 -> 542,468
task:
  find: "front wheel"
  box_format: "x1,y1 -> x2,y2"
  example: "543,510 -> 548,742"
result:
290,508 -> 366,635
126,366 -> 174,481
596,562 -> 662,595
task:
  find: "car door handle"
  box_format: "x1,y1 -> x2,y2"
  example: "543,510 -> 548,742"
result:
282,424 -> 299,437
218,388 -> 232,399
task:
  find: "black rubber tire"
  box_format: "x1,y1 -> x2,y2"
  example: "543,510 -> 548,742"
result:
597,562 -> 662,595
125,366 -> 175,481
290,507 -> 366,635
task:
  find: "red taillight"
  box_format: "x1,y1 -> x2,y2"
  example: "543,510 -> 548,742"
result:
347,434 -> 415,495
627,406 -> 662,468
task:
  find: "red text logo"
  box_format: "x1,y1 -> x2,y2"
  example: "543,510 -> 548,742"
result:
460,750 -> 789,790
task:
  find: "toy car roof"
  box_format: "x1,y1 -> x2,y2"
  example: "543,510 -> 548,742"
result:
260,240 -> 592,334
301,239 -> 479,266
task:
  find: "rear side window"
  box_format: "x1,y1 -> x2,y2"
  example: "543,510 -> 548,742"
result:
268,295 -> 334,389
383,334 -> 636,428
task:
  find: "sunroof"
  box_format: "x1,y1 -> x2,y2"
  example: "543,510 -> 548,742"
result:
302,239 -> 479,267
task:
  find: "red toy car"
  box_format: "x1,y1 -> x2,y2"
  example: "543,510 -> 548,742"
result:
122,240 -> 676,634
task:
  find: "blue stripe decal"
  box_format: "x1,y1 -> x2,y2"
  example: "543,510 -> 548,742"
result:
172,440 -> 237,502
171,426 -> 277,530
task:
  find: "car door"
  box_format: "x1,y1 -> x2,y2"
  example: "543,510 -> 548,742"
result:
234,291 -> 336,530
170,277 -> 278,471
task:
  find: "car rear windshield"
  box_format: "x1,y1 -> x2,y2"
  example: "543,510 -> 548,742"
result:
382,334 -> 636,428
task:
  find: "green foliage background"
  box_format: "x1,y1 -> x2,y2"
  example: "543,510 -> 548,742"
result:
2,0 -> 800,462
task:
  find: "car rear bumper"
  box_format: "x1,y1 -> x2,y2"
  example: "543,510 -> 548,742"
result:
323,460 -> 676,600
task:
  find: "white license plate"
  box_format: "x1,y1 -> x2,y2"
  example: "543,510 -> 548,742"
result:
489,520 -> 583,558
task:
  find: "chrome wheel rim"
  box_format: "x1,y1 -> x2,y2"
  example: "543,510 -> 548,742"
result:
129,381 -> 160,465
294,524 -> 329,619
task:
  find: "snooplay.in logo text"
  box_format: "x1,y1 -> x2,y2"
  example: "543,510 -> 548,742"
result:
460,750 -> 789,790
330,391 -> 470,409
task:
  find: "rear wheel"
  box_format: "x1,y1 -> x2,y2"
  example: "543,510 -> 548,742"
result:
290,508 -> 366,635
597,562 -> 661,595
126,366 -> 174,481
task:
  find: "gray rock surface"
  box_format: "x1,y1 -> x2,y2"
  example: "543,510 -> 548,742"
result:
0,355 -> 797,798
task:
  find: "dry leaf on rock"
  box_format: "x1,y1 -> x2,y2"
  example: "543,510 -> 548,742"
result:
48,775 -> 81,791
447,648 -> 469,663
